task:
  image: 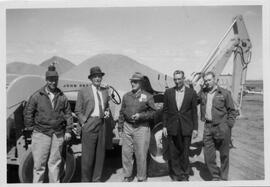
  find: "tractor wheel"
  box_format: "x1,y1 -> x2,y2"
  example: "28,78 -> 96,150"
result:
18,146 -> 76,183
148,122 -> 169,177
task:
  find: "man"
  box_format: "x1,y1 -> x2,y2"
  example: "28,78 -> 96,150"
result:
118,72 -> 156,182
75,66 -> 110,182
199,71 -> 236,180
162,70 -> 198,181
24,65 -> 73,183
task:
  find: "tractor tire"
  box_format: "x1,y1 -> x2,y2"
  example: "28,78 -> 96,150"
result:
18,146 -> 76,183
148,122 -> 169,177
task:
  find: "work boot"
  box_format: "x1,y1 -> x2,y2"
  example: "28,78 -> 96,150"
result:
122,177 -> 133,182
137,178 -> 147,182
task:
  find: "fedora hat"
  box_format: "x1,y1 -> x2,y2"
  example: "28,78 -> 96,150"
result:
130,72 -> 144,81
88,66 -> 105,79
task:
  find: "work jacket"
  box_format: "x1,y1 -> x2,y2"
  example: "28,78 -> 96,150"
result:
118,89 -> 156,129
199,86 -> 237,127
24,86 -> 73,136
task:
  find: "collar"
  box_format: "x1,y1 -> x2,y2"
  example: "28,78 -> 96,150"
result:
45,86 -> 54,95
208,85 -> 218,94
133,89 -> 142,98
40,85 -> 61,96
91,84 -> 101,91
216,86 -> 224,94
175,86 -> 185,92
127,89 -> 142,97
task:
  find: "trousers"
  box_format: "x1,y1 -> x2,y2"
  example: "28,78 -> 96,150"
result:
122,122 -> 150,181
31,130 -> 64,183
81,117 -> 105,182
168,133 -> 191,180
203,122 -> 230,180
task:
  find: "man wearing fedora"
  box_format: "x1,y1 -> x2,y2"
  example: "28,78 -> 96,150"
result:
118,72 -> 157,182
75,66 -> 110,182
24,65 -> 73,183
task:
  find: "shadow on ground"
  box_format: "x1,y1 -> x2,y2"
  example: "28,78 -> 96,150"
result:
102,145 -> 122,181
70,145 -> 122,182
189,141 -> 212,181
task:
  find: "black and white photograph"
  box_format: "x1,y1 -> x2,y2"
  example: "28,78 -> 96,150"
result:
1,0 -> 269,186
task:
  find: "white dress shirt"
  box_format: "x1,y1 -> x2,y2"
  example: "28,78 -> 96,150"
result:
205,86 -> 217,121
46,87 -> 55,109
91,85 -> 104,117
175,86 -> 185,111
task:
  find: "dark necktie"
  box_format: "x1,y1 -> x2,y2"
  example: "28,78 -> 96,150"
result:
96,90 -> 104,118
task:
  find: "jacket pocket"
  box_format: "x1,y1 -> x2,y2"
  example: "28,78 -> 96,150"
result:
213,122 -> 229,140
214,95 -> 225,108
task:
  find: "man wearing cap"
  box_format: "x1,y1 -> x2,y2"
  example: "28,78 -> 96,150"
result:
118,72 -> 156,182
162,70 -> 198,181
75,66 -> 110,182
24,65 -> 73,183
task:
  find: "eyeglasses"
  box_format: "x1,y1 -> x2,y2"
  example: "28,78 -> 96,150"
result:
131,80 -> 140,84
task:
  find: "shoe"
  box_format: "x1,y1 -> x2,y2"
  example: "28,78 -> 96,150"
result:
122,177 -> 133,182
137,179 -> 147,182
179,175 -> 189,181
181,177 -> 189,181
170,175 -> 179,181
189,168 -> 194,176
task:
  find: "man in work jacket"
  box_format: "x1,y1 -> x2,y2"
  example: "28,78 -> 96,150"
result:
199,71 -> 237,181
118,72 -> 156,182
24,65 -> 73,183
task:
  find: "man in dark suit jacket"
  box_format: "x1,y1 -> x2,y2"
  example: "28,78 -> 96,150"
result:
162,70 -> 198,181
75,66 -> 110,182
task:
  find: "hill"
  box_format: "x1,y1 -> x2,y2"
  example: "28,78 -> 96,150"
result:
40,56 -> 75,75
61,54 -> 174,92
6,62 -> 47,76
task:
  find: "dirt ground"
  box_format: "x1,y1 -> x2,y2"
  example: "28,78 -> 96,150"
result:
81,93 -> 264,182
7,94 -> 264,183
101,94 -> 264,182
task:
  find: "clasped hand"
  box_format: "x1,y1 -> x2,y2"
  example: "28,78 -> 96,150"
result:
131,113 -> 140,121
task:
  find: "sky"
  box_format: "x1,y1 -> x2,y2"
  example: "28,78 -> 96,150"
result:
6,5 -> 262,80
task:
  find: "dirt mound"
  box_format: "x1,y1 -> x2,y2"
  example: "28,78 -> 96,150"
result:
40,56 -> 75,75
62,54 -> 173,92
7,62 -> 46,75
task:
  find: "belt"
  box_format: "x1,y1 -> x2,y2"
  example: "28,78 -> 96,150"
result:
90,116 -> 100,118
125,121 -> 150,129
125,120 -> 136,125
205,120 -> 220,127
89,116 -> 104,120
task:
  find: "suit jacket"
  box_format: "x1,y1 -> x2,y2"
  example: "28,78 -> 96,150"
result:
75,84 -> 110,132
162,86 -> 198,136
